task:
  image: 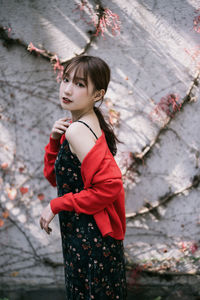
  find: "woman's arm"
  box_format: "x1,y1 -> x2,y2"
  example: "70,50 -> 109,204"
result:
50,176 -> 123,215
41,122 -> 124,234
65,121 -> 98,163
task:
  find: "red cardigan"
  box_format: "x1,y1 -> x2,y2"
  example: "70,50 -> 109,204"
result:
43,131 -> 126,240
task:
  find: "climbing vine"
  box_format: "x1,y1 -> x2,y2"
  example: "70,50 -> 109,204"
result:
0,1 -> 200,292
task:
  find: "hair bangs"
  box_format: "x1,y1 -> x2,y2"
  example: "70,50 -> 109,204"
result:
63,60 -> 89,87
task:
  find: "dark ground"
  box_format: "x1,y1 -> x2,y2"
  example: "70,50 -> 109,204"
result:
1,285 -> 200,300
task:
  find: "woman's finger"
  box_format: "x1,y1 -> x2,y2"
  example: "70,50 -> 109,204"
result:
56,121 -> 71,128
44,225 -> 52,234
59,117 -> 71,122
54,125 -> 68,131
40,217 -> 48,230
42,221 -> 49,232
40,204 -> 55,234
53,129 -> 65,134
47,227 -> 52,234
40,218 -> 43,229
61,121 -> 70,127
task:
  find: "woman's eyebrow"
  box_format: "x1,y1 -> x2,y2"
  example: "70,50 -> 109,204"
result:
74,76 -> 87,82
63,72 -> 87,83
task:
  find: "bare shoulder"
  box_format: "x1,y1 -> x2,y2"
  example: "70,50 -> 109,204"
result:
65,121 -> 81,140
65,122 -> 97,163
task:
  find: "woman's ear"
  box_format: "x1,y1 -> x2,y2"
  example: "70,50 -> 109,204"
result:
93,89 -> 105,103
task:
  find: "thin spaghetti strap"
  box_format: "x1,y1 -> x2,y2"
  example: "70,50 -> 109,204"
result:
76,120 -> 98,140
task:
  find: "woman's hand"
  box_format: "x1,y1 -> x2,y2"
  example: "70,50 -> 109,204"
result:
40,203 -> 55,235
51,117 -> 72,140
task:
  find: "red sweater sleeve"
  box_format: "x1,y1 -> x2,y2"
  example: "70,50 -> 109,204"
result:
43,135 -> 63,187
50,177 -> 123,215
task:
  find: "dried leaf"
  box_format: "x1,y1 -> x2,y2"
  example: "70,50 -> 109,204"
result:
193,14 -> 200,33
105,98 -> 113,108
150,93 -> 182,122
2,211 -> 9,219
7,188 -> 17,200
52,54 -> 64,82
181,242 -> 187,252
10,271 -> 19,277
109,109 -> 120,125
0,219 -> 4,227
1,162 -> 8,169
190,242 -> 198,254
38,193 -> 45,201
19,167 -> 25,173
27,42 -> 45,54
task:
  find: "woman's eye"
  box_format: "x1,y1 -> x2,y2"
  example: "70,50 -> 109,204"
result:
77,82 -> 85,87
63,78 -> 69,83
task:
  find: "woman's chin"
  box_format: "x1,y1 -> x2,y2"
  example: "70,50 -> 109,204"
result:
60,103 -> 70,110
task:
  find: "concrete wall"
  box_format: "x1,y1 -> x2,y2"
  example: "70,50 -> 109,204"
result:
0,0 -> 200,298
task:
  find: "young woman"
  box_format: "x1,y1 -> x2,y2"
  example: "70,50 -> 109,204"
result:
41,55 -> 127,299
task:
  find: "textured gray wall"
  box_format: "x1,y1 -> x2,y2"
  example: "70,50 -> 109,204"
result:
0,0 -> 200,296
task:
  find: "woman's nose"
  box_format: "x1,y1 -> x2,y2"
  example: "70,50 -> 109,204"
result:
64,82 -> 73,95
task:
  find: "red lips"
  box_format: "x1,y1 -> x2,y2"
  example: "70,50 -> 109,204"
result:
62,97 -> 72,104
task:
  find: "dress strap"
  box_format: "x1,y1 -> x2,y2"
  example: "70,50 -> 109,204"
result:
76,120 -> 98,140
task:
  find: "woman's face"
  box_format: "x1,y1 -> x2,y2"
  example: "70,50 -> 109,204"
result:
59,67 -> 95,112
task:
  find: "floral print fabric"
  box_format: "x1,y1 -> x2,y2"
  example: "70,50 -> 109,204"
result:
55,138 -> 127,299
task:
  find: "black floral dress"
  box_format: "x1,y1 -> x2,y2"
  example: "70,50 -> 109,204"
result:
54,123 -> 127,299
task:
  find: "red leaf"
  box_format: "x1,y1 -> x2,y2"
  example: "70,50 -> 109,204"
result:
37,193 -> 45,201
20,187 -> 29,195
180,242 -> 187,252
190,242 -> 198,254
19,167 -> 25,173
150,93 -> 182,121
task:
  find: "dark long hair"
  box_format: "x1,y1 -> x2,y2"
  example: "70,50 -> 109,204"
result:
62,55 -> 120,156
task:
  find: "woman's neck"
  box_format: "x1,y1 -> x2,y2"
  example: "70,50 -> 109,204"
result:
71,108 -> 94,122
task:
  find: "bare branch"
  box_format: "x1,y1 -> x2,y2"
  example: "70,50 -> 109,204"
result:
126,174 -> 200,220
